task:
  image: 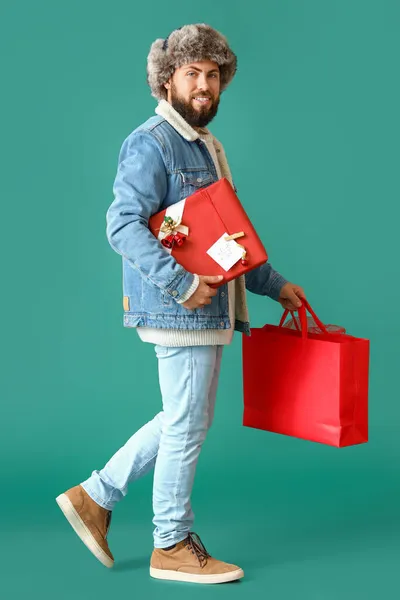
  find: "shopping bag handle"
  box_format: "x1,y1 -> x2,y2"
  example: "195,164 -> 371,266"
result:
279,298 -> 329,339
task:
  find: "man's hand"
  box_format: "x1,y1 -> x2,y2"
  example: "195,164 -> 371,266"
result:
278,282 -> 306,312
182,275 -> 223,310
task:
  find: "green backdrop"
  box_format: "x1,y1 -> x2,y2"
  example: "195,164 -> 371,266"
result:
1,1 -> 399,598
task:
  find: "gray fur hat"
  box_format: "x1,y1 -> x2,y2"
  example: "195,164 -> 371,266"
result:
147,24 -> 237,100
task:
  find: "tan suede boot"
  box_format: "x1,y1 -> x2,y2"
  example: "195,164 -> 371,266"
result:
56,485 -> 114,568
150,532 -> 244,584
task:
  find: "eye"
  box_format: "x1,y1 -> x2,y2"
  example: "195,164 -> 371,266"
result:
186,72 -> 196,77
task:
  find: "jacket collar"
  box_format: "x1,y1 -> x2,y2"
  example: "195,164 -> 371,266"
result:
155,100 -> 234,186
155,99 -> 210,142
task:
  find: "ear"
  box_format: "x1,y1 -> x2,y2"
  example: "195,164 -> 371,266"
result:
164,78 -> 172,90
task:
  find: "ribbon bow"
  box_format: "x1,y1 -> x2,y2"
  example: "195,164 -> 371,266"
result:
159,215 -> 189,250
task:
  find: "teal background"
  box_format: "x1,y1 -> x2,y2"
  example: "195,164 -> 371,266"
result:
1,0 -> 399,598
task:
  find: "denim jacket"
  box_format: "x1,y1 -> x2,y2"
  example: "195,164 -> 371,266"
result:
106,101 -> 288,335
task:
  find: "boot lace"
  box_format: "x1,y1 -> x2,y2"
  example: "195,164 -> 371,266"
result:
184,532 -> 211,566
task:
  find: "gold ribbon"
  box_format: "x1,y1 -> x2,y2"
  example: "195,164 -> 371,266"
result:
160,216 -> 189,237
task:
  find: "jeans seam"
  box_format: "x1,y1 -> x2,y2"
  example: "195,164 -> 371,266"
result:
129,451 -> 157,480
107,455 -> 156,506
94,471 -> 122,507
171,347 -> 193,528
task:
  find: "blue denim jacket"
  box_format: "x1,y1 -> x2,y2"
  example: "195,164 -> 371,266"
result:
106,106 -> 287,334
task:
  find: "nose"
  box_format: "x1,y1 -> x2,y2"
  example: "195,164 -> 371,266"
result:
197,73 -> 210,92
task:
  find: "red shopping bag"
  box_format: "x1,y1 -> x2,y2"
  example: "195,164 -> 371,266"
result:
242,300 -> 369,447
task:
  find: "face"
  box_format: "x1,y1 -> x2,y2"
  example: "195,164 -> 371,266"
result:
164,60 -> 221,128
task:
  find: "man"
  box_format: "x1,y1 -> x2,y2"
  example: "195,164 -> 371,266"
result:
56,23 -> 305,585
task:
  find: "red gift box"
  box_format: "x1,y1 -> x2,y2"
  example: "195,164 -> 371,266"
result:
242,299 -> 369,447
149,178 -> 268,284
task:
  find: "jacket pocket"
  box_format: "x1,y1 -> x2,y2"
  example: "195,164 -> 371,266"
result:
179,170 -> 214,199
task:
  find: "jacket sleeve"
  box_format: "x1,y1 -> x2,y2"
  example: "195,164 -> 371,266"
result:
106,129 -> 196,302
245,261 -> 288,300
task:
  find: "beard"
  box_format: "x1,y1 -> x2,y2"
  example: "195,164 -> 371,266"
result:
170,82 -> 220,128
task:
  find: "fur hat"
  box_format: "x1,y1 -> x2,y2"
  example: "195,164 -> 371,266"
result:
147,24 -> 237,100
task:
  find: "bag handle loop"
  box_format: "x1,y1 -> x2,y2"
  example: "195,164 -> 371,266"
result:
279,299 -> 329,339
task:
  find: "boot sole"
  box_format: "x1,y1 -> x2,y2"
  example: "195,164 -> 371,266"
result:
149,566 -> 244,584
55,493 -> 114,568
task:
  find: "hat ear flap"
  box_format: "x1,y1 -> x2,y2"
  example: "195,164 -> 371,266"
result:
147,38 -> 173,100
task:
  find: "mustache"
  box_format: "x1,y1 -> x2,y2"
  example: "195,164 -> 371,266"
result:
191,94 -> 212,99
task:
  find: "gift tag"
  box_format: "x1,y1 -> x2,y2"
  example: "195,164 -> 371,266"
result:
206,233 -> 243,272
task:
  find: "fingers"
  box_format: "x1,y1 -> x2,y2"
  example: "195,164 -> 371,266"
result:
294,286 -> 306,300
202,275 -> 223,284
286,302 -> 299,311
183,275 -> 223,310
197,299 -> 212,309
280,299 -> 295,311
185,294 -> 213,309
286,291 -> 302,308
282,293 -> 302,310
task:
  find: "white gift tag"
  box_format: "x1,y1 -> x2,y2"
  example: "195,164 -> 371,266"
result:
206,233 -> 243,272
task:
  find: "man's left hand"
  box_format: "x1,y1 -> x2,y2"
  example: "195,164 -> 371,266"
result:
278,282 -> 306,312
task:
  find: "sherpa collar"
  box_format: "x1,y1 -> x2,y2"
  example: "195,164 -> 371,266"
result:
155,99 -> 211,142
155,99 -> 234,183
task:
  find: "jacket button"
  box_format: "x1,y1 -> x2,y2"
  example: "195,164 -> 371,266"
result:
197,177 -> 203,182
221,292 -> 225,297
220,321 -> 224,327
172,291 -> 178,297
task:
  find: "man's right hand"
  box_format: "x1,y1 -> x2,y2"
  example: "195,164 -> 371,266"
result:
182,275 -> 223,310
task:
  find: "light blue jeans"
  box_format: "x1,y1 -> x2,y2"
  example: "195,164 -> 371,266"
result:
81,344 -> 223,548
